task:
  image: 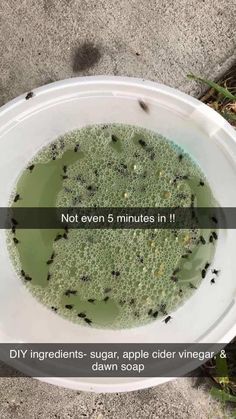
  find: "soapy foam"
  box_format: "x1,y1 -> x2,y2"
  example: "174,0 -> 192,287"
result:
7,124 -> 216,328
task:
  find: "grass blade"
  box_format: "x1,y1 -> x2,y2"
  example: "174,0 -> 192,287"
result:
210,387 -> 236,403
187,74 -> 236,101
215,354 -> 229,377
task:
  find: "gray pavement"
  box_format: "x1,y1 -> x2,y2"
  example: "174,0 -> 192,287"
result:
0,0 -> 235,107
0,0 -> 235,418
0,376 -> 228,419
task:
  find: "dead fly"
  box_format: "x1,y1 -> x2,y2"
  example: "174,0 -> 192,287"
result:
65,304 -> 73,310
209,235 -> 214,243
76,174 -> 86,184
13,237 -> 19,244
104,288 -> 112,293
179,289 -> 183,295
14,193 -> 21,203
212,231 -> 218,240
25,92 -> 34,100
47,273 -> 51,281
199,235 -> 206,245
25,275 -> 32,281
88,299 -> 95,303
212,269 -> 220,276
87,185 -> 97,195
78,312 -> 86,318
103,296 -> 109,302
81,275 -> 90,282
51,143 -> 57,152
181,254 -> 189,259
138,139 -> 147,148
177,193 -> 187,200
62,175 -> 68,180
27,164 -> 35,172
172,176 -> 178,185
171,276 -> 178,283
112,270 -> 120,277
117,163 -> 128,173
211,216 -> 218,224
137,254 -> 144,263
178,154 -> 183,162
21,270 -> 25,277
63,165 -> 67,174
173,174 -> 189,185
175,175 -> 189,183
191,194 -> 195,207
150,231 -> 156,240
199,180 -> 205,186
189,282 -> 197,289
111,134 -> 119,142
74,144 -> 80,152
204,262 -> 210,270
46,252 -> 55,265
186,250 -> 192,254
201,269 -> 206,279
72,196 -> 81,205
163,316 -> 172,324
63,233 -> 68,239
11,218 -> 18,226
65,289 -> 77,296
11,226 -> 16,234
84,318 -> 92,325
210,278 -> 215,284
54,234 -> 63,242
160,303 -> 167,315
51,306 -> 58,312
152,311 -> 158,318
138,100 -> 149,113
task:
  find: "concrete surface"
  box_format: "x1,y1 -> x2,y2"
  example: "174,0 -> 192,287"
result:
0,0 -> 235,107
0,376 -> 229,419
0,0 -> 235,418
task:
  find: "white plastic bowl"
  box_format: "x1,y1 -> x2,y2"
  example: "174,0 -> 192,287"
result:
0,76 -> 236,392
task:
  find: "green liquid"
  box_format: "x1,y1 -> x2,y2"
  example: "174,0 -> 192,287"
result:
7,124 -> 217,329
